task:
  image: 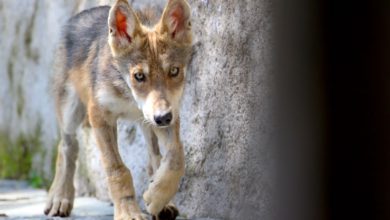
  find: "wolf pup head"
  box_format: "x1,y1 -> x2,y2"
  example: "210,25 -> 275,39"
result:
107,0 -> 192,127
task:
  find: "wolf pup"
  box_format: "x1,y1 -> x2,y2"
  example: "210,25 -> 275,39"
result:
44,0 -> 192,219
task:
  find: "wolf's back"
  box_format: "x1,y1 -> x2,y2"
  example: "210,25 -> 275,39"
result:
52,6 -> 111,106
61,6 -> 110,69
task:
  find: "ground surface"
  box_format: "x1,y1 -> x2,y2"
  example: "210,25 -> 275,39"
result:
0,180 -> 113,220
0,180 -> 215,220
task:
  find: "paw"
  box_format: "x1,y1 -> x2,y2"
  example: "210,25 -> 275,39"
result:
143,184 -> 176,215
153,205 -> 179,220
143,154 -> 183,216
143,187 -> 165,215
114,199 -> 147,220
44,185 -> 75,217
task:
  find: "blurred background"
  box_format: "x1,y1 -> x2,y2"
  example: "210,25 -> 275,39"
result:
0,0 -> 272,219
275,0 -> 390,219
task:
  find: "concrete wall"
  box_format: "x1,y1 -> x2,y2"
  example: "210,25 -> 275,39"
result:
0,0 -> 272,219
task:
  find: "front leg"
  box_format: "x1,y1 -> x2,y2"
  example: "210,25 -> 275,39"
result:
143,120 -> 185,216
88,103 -> 145,220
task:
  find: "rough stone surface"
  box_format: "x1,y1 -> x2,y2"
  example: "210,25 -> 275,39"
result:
177,1 -> 273,219
0,0 -> 272,220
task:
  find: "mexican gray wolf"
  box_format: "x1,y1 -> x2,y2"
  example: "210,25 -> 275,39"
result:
44,0 -> 193,219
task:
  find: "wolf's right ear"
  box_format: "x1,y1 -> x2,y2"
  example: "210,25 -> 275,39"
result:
108,0 -> 142,56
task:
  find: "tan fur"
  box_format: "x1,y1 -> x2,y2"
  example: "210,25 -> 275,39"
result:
46,0 -> 192,220
67,41 -> 97,105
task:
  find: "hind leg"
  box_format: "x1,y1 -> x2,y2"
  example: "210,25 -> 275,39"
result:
139,124 -> 162,180
44,84 -> 85,217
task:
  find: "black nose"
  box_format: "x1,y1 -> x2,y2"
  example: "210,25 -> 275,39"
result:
154,112 -> 172,126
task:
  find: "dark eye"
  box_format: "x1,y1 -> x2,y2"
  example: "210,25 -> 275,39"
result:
169,67 -> 180,77
134,72 -> 145,82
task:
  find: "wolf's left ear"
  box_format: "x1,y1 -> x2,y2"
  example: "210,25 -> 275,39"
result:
159,0 -> 192,44
108,0 -> 142,56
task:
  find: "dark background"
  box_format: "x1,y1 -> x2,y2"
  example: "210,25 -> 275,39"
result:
275,0 -> 390,219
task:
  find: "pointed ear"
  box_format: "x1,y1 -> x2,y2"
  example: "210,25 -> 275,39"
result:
108,0 -> 142,56
159,0 -> 192,44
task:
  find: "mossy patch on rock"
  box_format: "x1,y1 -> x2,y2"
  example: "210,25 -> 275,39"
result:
0,126 -> 50,188
0,133 -> 38,179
